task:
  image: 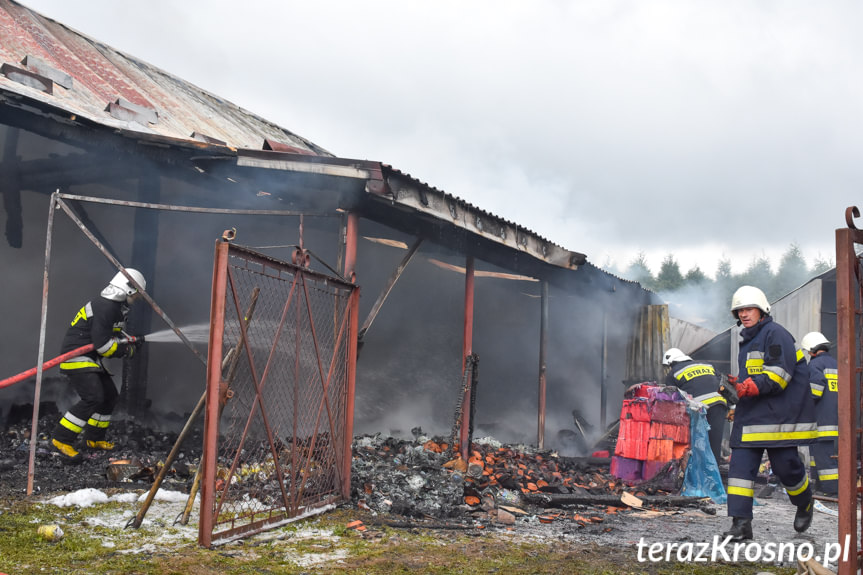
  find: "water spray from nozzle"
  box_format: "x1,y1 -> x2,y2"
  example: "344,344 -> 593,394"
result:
139,323 -> 211,345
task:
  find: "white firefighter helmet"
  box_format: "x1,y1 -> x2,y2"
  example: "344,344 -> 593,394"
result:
662,348 -> 691,366
801,331 -> 830,354
730,285 -> 770,318
102,268 -> 146,302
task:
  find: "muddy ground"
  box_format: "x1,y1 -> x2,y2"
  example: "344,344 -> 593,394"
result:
0,408 -> 845,574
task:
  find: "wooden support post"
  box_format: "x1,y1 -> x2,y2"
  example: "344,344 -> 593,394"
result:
460,256 -> 475,461
537,281 -> 548,449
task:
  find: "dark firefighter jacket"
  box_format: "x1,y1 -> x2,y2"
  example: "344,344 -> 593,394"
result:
808,352 -> 838,440
664,359 -> 727,408
59,296 -> 131,373
731,315 -> 817,448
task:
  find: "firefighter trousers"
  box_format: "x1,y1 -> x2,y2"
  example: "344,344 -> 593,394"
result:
810,439 -> 838,495
727,446 -> 811,518
706,404 -> 728,465
52,370 -> 118,445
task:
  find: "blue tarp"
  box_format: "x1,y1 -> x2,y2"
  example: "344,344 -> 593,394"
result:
681,404 -> 727,504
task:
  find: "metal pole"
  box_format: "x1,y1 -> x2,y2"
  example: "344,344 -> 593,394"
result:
342,212 -> 359,498
358,237 -> 423,340
537,281 -> 548,449
344,288 -> 360,499
56,192 -> 329,217
836,224 -> 859,575
199,236 -> 230,547
27,191 -> 57,496
460,255 -> 475,461
601,311 -> 608,431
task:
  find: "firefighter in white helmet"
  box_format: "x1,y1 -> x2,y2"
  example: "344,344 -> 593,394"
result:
801,331 -> 838,496
662,348 -> 727,466
722,285 -> 817,541
50,269 -> 147,464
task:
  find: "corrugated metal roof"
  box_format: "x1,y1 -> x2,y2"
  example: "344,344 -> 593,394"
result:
0,0 -> 604,274
0,0 -> 329,155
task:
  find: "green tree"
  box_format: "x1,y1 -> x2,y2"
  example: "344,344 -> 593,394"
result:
774,243 -> 808,297
625,251 -> 655,290
811,254 -> 833,275
655,254 -> 684,292
684,266 -> 709,286
739,254 -> 775,298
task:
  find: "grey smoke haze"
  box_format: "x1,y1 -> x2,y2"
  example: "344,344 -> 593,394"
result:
19,0 -> 861,276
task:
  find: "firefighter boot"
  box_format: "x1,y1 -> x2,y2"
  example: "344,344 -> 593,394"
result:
722,517 -> 753,542
794,499 -> 814,533
51,439 -> 83,465
85,440 -> 115,451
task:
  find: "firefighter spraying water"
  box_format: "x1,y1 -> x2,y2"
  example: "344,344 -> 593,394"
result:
49,269 -> 149,464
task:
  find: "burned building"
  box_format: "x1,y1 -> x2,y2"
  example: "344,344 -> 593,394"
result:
0,0 -> 661,460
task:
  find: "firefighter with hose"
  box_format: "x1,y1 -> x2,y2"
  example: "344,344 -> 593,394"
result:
50,269 -> 147,464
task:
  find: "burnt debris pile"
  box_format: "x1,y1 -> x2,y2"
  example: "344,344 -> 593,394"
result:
0,408 -> 200,497
350,430 -> 698,527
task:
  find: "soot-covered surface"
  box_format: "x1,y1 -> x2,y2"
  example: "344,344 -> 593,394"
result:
0,404 -> 200,499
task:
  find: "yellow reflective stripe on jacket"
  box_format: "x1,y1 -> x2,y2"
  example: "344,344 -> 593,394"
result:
96,337 -> 119,357
810,382 -> 825,397
825,369 -> 838,392
745,352 -> 764,375
674,364 -> 716,381
693,392 -> 727,407
817,426 -> 838,438
740,422 -> 817,442
762,365 -> 790,390
796,349 -> 805,362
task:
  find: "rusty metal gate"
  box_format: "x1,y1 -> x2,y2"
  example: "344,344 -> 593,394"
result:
199,235 -> 359,547
837,206 -> 863,575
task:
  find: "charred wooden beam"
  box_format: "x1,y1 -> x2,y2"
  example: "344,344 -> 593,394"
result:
1,127 -> 21,247
522,491 -> 708,509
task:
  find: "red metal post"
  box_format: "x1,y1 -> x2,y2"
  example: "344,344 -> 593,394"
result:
342,212 -> 359,498
199,237 -> 230,547
344,213 -> 358,282
837,225 -> 860,575
537,281 -> 548,449
460,256 -> 475,461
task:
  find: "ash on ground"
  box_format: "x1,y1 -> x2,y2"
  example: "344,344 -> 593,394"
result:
0,409 -> 841,568
0,404 -> 200,499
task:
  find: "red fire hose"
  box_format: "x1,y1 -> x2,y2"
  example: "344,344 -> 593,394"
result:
0,344 -> 94,389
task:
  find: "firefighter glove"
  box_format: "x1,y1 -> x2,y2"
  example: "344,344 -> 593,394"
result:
725,374 -> 738,385
735,377 -> 759,398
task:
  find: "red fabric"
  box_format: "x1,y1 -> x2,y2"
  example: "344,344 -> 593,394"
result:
726,374 -> 738,385
735,378 -> 759,398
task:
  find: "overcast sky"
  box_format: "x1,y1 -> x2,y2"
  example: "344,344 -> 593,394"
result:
19,0 -> 862,278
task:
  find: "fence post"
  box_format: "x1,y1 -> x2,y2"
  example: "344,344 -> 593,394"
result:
199,237 -> 230,547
